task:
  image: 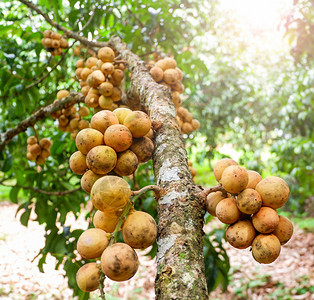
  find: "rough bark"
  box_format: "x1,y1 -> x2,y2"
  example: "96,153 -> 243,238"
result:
110,37 -> 208,299
0,92 -> 84,151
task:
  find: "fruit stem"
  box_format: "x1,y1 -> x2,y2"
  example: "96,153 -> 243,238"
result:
131,184 -> 164,197
98,267 -> 106,299
200,183 -> 226,198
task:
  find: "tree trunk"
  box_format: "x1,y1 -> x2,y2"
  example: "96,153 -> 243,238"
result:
110,37 -> 208,299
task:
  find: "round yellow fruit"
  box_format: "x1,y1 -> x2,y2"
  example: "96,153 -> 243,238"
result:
213,158 -> 238,182
220,165 -> 248,194
76,263 -> 100,292
226,220 -> 256,249
252,234 -> 281,264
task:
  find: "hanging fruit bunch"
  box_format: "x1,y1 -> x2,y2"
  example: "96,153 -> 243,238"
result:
75,47 -> 127,111
51,90 -> 90,140
206,158 -> 293,264
148,56 -> 200,134
41,30 -> 68,56
26,136 -> 52,165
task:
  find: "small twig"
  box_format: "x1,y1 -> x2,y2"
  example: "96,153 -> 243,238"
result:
25,42 -> 76,90
199,184 -> 226,198
78,7 -> 96,33
0,92 -> 85,151
98,267 -> 106,300
1,182 -> 81,196
131,185 -> 164,197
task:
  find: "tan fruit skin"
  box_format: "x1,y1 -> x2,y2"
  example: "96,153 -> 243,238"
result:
75,128 -> 104,155
220,165 -> 248,194
122,211 -> 157,249
113,108 -> 132,124
205,191 -> 225,216
216,198 -> 241,224
246,170 -> 262,189
93,210 -> 120,233
77,228 -> 109,259
272,215 -> 294,245
90,110 -> 119,133
213,158 -> 238,182
104,124 -> 133,152
114,150 -> 139,176
76,263 -> 100,292
81,170 -> 103,193
226,220 -> 256,249
69,151 -> 87,175
255,176 -> 289,209
123,111 -> 151,138
252,234 -> 281,264
130,137 -> 154,163
101,243 -> 139,281
91,176 -> 131,212
236,188 -> 262,214
86,145 -> 117,175
252,207 -> 279,233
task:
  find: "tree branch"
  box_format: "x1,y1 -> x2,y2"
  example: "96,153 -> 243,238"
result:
1,182 -> 81,196
17,0 -> 107,48
108,36 -> 209,299
0,92 -> 85,151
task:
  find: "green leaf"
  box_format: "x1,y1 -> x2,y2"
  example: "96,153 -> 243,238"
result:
20,207 -> 31,226
9,186 -> 20,203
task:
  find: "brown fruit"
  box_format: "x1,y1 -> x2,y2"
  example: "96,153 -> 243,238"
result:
76,59 -> 85,68
41,149 -> 50,159
76,263 -> 100,292
93,210 -> 120,233
213,158 -> 238,182
221,165 -> 248,194
190,166 -> 197,177
27,136 -> 37,145
71,130 -> 78,140
75,128 -> 104,155
191,119 -> 200,130
226,220 -> 256,249
205,191 -> 225,217
252,207 -> 279,234
85,93 -> 99,107
51,32 -> 61,40
73,46 -> 81,56
26,152 -> 37,161
123,111 -> 151,138
81,170 -> 103,193
75,67 -> 83,78
98,47 -> 115,63
43,30 -> 53,38
69,151 -> 87,175
216,197 -> 241,224
98,95 -> 113,109
171,81 -> 184,93
79,80 -> 88,88
87,70 -> 105,87
130,137 -> 154,163
171,91 -> 182,109
163,69 -> 179,85
111,87 -> 122,102
78,106 -> 89,117
80,68 -> 93,81
252,234 -> 281,264
85,57 -> 98,69
236,188 -> 262,214
104,124 -> 133,152
122,211 -> 157,249
255,177 -> 289,209
150,66 -> 163,82
181,122 -> 193,134
69,118 -> 79,131
77,228 -> 109,259
145,128 -> 154,140
99,82 -> 114,97
155,57 -> 177,70
60,38 -> 68,48
91,176 -> 131,212
51,39 -> 60,48
36,156 -> 46,165
246,170 -> 262,189
91,110 -> 119,133
111,69 -> 124,84
113,107 -> 132,124
176,67 -> 183,81
101,62 -> 114,75
272,215 -> 293,245
28,144 -> 42,156
101,243 -> 139,281
86,145 -> 117,175
57,90 -> 69,100
77,119 -> 90,130
114,150 -> 139,176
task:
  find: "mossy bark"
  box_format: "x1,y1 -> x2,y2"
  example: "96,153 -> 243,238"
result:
111,37 -> 208,299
